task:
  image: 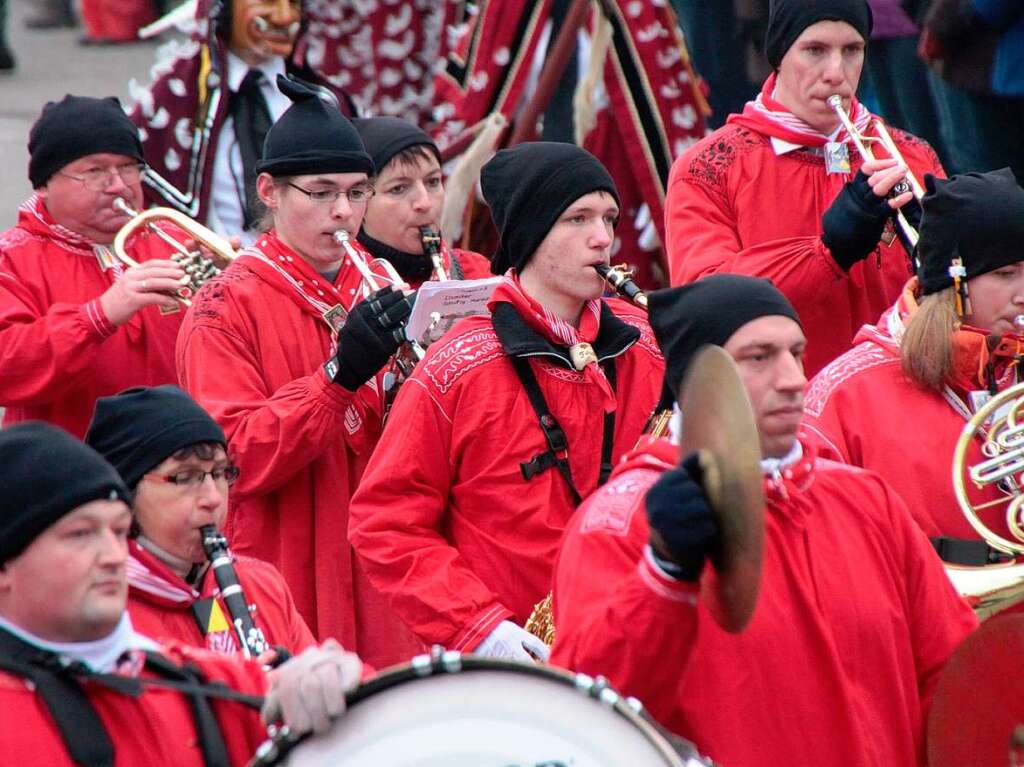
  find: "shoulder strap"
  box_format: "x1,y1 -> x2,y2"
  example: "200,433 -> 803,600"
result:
598,360 -> 618,486
448,250 -> 465,281
0,628 -> 115,767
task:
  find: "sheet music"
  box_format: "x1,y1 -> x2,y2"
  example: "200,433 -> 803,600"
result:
407,277 -> 502,346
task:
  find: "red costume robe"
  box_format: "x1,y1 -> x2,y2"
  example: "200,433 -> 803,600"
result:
801,292 -> 1019,541
551,438 -> 977,767
176,230 -> 421,668
349,280 -> 664,651
127,540 -> 316,657
0,196 -> 183,437
665,75 -> 944,376
0,640 -> 267,766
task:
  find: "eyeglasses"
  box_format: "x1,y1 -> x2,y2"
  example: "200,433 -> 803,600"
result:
61,163 -> 146,192
287,182 -> 375,205
142,465 -> 240,490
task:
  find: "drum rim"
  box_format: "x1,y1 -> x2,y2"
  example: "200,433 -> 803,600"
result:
249,652 -> 697,767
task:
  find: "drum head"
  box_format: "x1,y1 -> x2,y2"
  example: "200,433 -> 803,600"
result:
258,656 -> 707,767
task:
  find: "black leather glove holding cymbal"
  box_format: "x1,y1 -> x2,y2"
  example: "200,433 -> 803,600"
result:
822,170 -> 894,272
327,286 -> 412,391
645,452 -> 720,582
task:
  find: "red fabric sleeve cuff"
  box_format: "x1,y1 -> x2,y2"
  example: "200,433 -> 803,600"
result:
315,366 -> 358,408
639,546 -> 700,605
81,299 -> 117,339
451,604 -> 515,652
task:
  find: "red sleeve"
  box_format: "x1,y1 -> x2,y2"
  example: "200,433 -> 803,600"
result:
664,162 -> 846,297
176,317 -> 359,498
0,250 -> 117,407
348,377 -> 513,650
550,483 -> 700,725
269,566 -> 317,653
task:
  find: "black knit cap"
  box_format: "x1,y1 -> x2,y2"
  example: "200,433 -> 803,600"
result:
481,142 -> 619,275
352,116 -> 441,176
649,275 -> 803,394
256,74 -> 373,177
0,422 -> 131,564
918,169 -> 1024,296
85,385 -> 227,489
765,0 -> 873,69
28,95 -> 144,188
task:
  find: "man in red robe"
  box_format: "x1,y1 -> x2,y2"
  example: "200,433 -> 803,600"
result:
85,385 -> 315,660
0,422 -> 365,765
0,95 -> 189,437
666,0 -> 944,376
349,143 -> 664,661
177,75 -> 421,667
550,274 -> 977,767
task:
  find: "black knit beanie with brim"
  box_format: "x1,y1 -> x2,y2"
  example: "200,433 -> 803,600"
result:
85,385 -> 227,489
0,422 -> 131,564
481,142 -> 619,276
918,169 -> 1024,296
648,275 -> 803,396
28,95 -> 144,188
256,74 -> 373,177
764,0 -> 873,69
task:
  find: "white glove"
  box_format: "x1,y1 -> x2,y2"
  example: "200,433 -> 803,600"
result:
260,639 -> 363,736
475,620 -> 550,663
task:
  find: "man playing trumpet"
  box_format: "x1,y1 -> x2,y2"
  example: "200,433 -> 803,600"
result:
666,0 -> 944,377
0,95 -> 189,437
177,75 -> 421,668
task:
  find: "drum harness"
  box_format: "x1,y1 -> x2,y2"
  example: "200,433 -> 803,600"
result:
0,626 -> 263,767
491,301 -> 638,504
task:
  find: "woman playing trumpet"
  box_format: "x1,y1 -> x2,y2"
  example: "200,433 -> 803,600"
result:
176,74 -> 423,668
802,168 -> 1024,553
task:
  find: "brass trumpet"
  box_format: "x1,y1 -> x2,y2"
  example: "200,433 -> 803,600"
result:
950,381 -> 1024,618
332,229 -> 426,397
112,198 -> 237,307
827,95 -> 923,259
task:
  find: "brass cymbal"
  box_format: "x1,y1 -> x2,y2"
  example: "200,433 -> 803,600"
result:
679,345 -> 765,633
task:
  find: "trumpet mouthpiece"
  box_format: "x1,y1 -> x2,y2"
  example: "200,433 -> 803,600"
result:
113,197 -> 137,216
332,230 -> 350,244
1014,315 -> 1024,332
826,94 -> 843,109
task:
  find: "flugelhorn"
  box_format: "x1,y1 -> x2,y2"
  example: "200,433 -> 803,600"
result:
112,198 -> 237,307
419,226 -> 448,282
826,95 -> 922,261
950,380 -> 1024,618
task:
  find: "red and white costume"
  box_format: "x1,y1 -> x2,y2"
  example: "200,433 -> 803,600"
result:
176,230 -> 421,668
665,74 -> 944,376
0,638 -> 267,766
127,539 -> 316,657
550,437 -> 977,767
802,287 -> 1022,540
348,276 -> 664,650
0,196 -> 184,437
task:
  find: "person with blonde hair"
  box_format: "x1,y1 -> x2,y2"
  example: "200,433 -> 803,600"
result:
802,167 -> 1024,561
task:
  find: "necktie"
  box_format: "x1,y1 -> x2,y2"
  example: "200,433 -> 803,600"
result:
230,69 -> 273,230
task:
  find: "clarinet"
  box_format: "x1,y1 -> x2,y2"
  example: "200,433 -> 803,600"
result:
594,264 -> 647,309
200,525 -> 269,659
419,225 -> 448,281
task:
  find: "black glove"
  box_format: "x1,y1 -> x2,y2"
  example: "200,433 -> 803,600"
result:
822,170 -> 894,271
328,286 -> 412,391
645,453 -> 719,581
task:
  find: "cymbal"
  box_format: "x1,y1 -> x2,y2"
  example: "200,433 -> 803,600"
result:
929,613 -> 1024,767
678,345 -> 765,633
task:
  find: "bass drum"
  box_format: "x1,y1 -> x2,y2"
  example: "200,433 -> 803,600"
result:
250,652 -> 715,767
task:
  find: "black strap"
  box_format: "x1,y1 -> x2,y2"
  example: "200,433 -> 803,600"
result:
449,250 -> 465,281
509,356 -> 618,505
230,69 -> 273,230
0,629 -> 115,767
931,536 -> 1012,566
0,627 -> 261,767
